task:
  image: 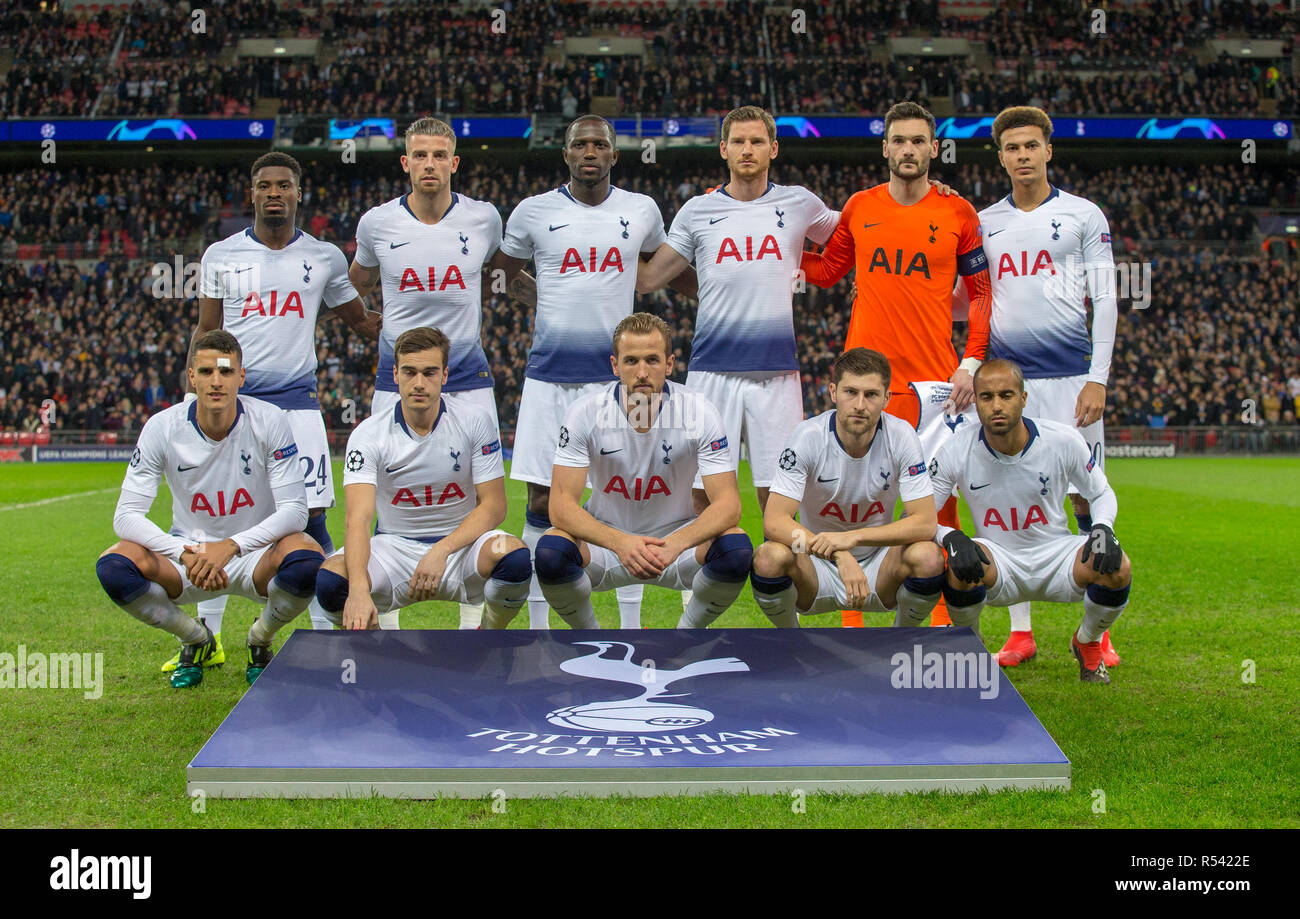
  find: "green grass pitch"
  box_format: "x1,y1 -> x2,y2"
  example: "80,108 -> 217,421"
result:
1,457 -> 1296,828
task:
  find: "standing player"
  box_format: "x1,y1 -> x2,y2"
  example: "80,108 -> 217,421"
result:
928,360 -> 1132,683
977,105 -> 1120,668
347,117 -> 513,631
799,100 -> 993,627
490,115 -> 695,629
751,349 -> 946,626
535,313 -> 752,628
181,152 -> 379,668
313,328 -> 531,630
636,105 -> 841,521
94,331 -> 324,687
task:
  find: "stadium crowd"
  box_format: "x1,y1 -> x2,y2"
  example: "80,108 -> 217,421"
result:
1,154 -> 1297,442
2,0 -> 1294,118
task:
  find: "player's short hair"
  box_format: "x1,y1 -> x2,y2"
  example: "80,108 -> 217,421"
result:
565,115 -> 616,148
394,327 -> 451,366
250,152 -> 302,186
405,116 -> 457,153
884,100 -> 937,142
992,106 -> 1054,148
722,106 -> 777,144
832,348 -> 891,389
974,358 -> 1026,392
612,312 -> 673,358
190,329 -> 243,367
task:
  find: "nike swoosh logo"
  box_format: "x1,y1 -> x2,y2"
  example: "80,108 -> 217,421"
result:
548,224 -> 569,232
986,229 -> 1006,237
862,222 -> 883,229
969,482 -> 990,490
708,217 -> 728,225
177,464 -> 198,472
389,241 -> 410,249
817,475 -> 838,482
385,464 -> 408,473
315,485 -> 327,495
599,448 -> 622,455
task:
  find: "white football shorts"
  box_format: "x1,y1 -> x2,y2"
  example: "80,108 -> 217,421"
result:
685,369 -> 803,488
979,534 -> 1088,606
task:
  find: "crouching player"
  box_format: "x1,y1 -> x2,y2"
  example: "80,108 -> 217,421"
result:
537,313 -> 752,629
313,328 -> 531,630
94,331 -> 323,687
928,359 -> 1132,683
751,348 -> 946,626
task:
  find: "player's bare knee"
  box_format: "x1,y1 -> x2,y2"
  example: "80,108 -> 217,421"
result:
752,540 -> 795,578
320,552 -> 347,575
906,541 -> 945,579
1099,553 -> 1132,589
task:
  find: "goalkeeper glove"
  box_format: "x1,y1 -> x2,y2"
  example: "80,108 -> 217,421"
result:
1082,523 -> 1122,574
942,530 -> 990,584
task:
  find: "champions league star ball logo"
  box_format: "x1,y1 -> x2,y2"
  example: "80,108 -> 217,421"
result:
547,641 -> 749,733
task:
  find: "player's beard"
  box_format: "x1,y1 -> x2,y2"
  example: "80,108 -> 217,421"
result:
262,213 -> 289,229
887,153 -> 930,181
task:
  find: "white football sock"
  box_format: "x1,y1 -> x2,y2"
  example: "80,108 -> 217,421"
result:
1079,594 -> 1128,644
308,596 -> 341,627
751,581 -> 799,628
196,595 -> 227,636
894,582 -> 942,627
678,569 -> 743,629
459,602 -> 484,630
124,582 -> 207,643
616,583 -> 644,628
378,610 -> 400,630
522,522 -> 550,628
249,576 -> 311,646
543,571 -> 597,629
1008,601 -> 1033,633
482,576 -> 529,629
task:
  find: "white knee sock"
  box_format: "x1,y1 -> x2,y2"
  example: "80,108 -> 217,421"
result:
459,602 -> 484,629
308,596 -> 341,627
615,583 -> 644,629
125,583 -> 207,643
1078,585 -> 1129,643
1008,601 -> 1033,632
522,522 -> 550,628
378,610 -> 400,630
751,579 -> 799,628
543,571 -> 597,630
196,595 -> 227,635
248,576 -> 311,646
678,569 -> 744,629
893,575 -> 944,627
482,575 -> 530,629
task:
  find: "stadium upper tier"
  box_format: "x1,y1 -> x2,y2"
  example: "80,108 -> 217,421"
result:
2,0 -> 1294,118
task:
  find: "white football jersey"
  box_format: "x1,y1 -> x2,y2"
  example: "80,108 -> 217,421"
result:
553,380 -> 731,537
354,193 -> 502,395
979,187 -> 1117,382
342,398 -> 503,541
929,416 -> 1116,552
200,228 -> 358,409
120,395 -> 305,552
499,184 -> 667,383
665,182 -> 839,372
769,411 -> 933,561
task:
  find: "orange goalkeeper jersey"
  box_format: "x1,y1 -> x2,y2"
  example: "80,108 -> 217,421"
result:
800,184 -> 992,392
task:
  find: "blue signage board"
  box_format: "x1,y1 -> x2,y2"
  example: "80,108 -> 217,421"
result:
772,114 -> 1293,141
8,118 -> 274,143
189,628 -> 1069,797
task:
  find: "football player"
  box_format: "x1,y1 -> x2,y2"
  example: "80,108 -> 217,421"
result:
313,327 -> 531,630
752,348 -> 945,626
536,313 -> 752,628
95,331 -> 323,687
182,152 -> 379,664
928,359 -> 1132,683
